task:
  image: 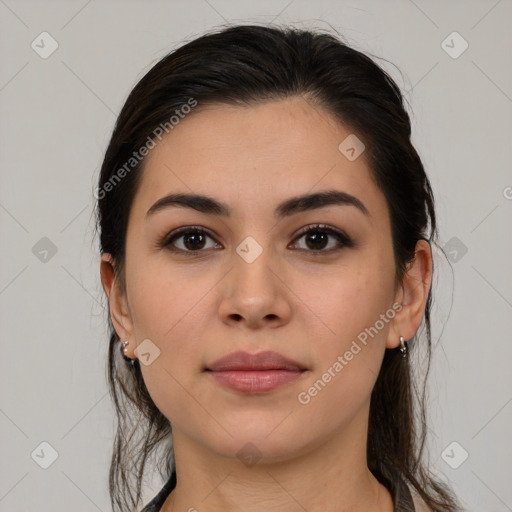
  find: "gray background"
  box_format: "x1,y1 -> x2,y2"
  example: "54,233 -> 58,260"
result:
1,0 -> 511,510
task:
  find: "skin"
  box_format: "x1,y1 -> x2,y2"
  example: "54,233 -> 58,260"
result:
101,95 -> 432,512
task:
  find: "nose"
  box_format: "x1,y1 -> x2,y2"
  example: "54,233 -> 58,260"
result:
218,245 -> 292,330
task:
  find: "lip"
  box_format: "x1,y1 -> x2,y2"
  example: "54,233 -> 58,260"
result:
205,350 -> 308,394
208,370 -> 305,394
205,350 -> 307,372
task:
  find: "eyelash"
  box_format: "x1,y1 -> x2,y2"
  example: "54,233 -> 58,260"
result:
160,224 -> 355,256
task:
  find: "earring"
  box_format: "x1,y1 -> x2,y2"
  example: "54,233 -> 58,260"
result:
397,336 -> 408,358
120,340 -> 136,366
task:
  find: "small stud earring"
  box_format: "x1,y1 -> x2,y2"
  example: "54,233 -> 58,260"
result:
397,336 -> 408,358
120,340 -> 136,366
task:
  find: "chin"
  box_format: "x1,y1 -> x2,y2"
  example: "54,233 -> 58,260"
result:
194,423 -> 316,466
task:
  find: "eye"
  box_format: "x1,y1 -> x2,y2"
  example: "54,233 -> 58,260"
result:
161,226 -> 221,253
289,224 -> 354,253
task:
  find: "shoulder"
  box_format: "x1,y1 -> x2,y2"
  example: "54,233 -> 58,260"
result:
408,483 -> 433,512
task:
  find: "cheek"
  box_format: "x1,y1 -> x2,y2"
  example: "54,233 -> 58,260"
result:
291,281 -> 391,434
125,249 -> 200,338
300,256 -> 394,342
125,254 -> 220,377
126,262 -> 211,423
296,256 -> 394,391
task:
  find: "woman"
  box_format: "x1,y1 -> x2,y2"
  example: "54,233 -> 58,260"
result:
96,24 -> 462,512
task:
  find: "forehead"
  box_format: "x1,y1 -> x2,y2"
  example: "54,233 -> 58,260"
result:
129,97 -> 387,223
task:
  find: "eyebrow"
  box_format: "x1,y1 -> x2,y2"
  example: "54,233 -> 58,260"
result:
146,189 -> 370,219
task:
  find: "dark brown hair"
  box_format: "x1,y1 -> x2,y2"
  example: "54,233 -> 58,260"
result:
96,23 -> 461,512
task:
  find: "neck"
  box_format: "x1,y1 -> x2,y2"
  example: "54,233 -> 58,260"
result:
161,404 -> 394,512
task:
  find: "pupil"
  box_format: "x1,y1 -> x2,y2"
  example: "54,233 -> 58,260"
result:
307,232 -> 327,250
184,233 -> 205,250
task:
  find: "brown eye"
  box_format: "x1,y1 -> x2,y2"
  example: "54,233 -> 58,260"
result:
162,227 -> 221,253
304,231 -> 329,250
181,232 -> 207,250
290,224 -> 354,253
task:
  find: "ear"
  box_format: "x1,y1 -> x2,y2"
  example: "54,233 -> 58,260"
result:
386,239 -> 433,349
100,253 -> 135,358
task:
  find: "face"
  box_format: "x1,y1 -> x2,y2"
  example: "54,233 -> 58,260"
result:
103,96 -> 414,463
